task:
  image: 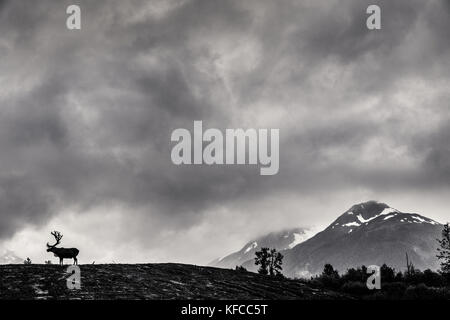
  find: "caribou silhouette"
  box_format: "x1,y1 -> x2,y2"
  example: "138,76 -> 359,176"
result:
46,231 -> 79,265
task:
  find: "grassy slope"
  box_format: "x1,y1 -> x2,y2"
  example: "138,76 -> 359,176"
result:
0,263 -> 346,300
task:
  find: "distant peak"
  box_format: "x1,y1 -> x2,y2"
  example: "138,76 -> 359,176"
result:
327,201 -> 398,232
329,201 -> 441,232
346,201 -> 391,217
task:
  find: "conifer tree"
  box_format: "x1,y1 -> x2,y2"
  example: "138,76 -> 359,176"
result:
437,223 -> 450,274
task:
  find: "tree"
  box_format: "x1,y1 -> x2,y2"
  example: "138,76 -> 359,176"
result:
380,264 -> 396,283
319,264 -> 340,289
254,248 -> 284,276
405,252 -> 416,278
422,269 -> 442,287
343,265 -> 368,283
322,264 -> 339,278
437,223 -> 450,275
255,247 -> 270,275
268,249 -> 284,276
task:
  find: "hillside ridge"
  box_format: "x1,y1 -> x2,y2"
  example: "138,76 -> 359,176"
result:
0,263 -> 346,300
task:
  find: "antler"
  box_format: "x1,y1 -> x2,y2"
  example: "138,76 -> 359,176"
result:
47,231 -> 63,248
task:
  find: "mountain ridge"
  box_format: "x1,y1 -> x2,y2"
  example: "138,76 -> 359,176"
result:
213,201 -> 444,278
210,227 -> 317,269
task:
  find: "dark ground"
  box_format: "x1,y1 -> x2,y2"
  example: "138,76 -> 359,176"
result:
0,263 -> 347,300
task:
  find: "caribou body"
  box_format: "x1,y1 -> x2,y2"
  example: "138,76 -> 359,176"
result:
46,231 -> 79,265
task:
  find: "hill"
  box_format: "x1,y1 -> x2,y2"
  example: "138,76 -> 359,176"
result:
0,263 -> 345,300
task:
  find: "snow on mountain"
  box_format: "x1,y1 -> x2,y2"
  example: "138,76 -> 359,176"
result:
330,202 -> 439,232
287,229 -> 320,249
244,242 -> 258,254
210,227 -> 315,269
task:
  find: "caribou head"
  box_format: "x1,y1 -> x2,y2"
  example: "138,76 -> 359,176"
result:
46,231 -> 79,265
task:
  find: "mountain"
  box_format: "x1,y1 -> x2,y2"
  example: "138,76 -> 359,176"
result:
0,250 -> 23,264
209,227 -> 317,270
282,201 -> 442,277
213,201 -> 444,278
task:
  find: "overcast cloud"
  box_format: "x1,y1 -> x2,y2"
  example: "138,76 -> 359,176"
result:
0,0 -> 449,264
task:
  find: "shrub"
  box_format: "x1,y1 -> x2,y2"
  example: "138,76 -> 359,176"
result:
404,283 -> 439,300
341,281 -> 368,295
235,265 -> 247,272
422,269 -> 443,287
381,282 -> 407,299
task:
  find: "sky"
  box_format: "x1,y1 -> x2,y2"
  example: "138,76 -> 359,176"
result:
0,0 -> 449,265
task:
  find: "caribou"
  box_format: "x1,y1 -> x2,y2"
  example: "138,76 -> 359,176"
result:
46,231 -> 79,265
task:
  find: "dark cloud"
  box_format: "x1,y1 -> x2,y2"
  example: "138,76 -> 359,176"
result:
0,0 -> 449,262
0,174 -> 55,238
